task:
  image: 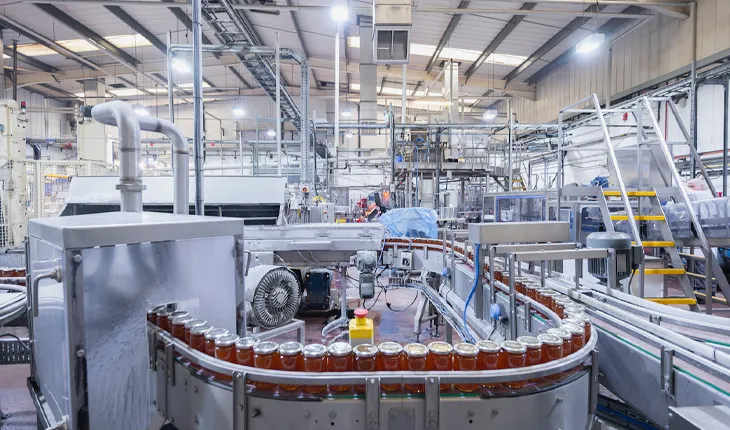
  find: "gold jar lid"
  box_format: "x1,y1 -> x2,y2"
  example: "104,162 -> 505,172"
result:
428,341 -> 453,355
353,344 -> 378,358
404,343 -> 429,357
475,340 -> 501,353
378,341 -> 403,356
453,342 -> 479,357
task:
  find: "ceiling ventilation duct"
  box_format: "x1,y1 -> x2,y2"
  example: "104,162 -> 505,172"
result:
372,0 -> 411,64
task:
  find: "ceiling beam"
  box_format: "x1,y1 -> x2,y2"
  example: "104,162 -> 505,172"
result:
425,0 -> 470,73
411,80 -> 423,97
463,2 -> 536,84
526,6 -> 645,85
159,0 -> 221,59
503,3 -> 607,85
104,5 -> 167,53
3,47 -> 57,73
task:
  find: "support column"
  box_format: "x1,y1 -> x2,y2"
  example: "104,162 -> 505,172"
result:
78,80 -> 112,164
442,61 -> 460,159
0,30 -> 5,97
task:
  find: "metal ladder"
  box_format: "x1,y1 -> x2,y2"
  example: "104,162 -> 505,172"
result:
200,0 -> 302,128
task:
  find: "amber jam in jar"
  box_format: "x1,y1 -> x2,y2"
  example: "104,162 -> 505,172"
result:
453,343 -> 479,392
428,341 -> 453,391
494,271 -> 503,282
169,310 -> 189,322
523,282 -> 538,300
552,296 -> 572,318
516,336 -> 542,366
377,342 -> 403,391
403,343 -> 429,393
156,309 -> 171,332
278,342 -> 304,391
327,342 -> 353,392
500,340 -> 527,389
537,289 -> 556,310
171,316 -> 194,341
189,324 -> 211,352
253,341 -> 279,391
567,313 -> 591,342
147,306 -> 161,324
547,327 -> 572,356
184,319 -> 207,344
562,322 -> 585,352
513,276 -> 526,295
537,333 -> 563,363
353,344 -> 378,393
214,334 -> 239,381
475,340 -> 500,388
204,328 -> 229,356
302,344 -> 328,394
235,337 -> 259,367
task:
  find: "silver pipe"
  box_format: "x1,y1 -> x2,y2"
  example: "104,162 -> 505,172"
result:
167,31 -> 174,123
91,101 -> 143,212
192,0 -> 204,215
137,116 -> 189,215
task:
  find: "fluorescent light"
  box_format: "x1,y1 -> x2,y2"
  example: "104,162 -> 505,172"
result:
341,108 -> 352,118
576,33 -> 605,54
18,34 -> 151,57
345,132 -> 354,138
172,58 -> 190,73
133,106 -> 149,116
233,107 -> 245,117
331,5 -> 348,22
267,129 -> 276,138
347,36 -> 360,48
482,110 -> 498,121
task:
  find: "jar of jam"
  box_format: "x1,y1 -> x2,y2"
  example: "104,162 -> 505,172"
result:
537,333 -> 563,363
189,324 -> 211,352
500,340 -> 527,389
214,334 -> 239,381
547,327 -> 572,355
552,296 -> 572,318
147,306 -> 162,324
327,342 -> 353,392
204,328 -> 229,356
169,310 -> 189,321
156,309 -> 171,332
523,283 -> 538,300
377,342 -> 403,392
171,316 -> 194,341
302,344 -> 328,394
453,343 -> 479,392
562,322 -> 585,352
253,341 -> 279,390
404,343 -> 429,393
427,341 -> 453,391
235,337 -> 259,367
353,344 -> 378,393
279,342 -> 304,391
564,304 -> 586,315
184,319 -> 207,344
569,313 -> 591,342
537,289 -> 556,310
475,340 -> 500,388
516,336 -> 542,366
494,271 -> 503,282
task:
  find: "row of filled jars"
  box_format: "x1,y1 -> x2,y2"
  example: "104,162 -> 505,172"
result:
148,306 -> 591,394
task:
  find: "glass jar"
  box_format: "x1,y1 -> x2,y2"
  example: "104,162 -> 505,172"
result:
377,342 -> 403,392
327,342 -> 353,392
494,271 -> 503,282
204,328 -> 229,356
567,313 -> 591,342
302,344 -> 328,394
537,289 -> 556,310
253,341 -> 279,390
427,341 -> 453,391
278,342 -> 304,391
513,277 -> 526,295
214,334 -> 240,381
501,340 -> 527,389
184,319 -> 207,345
353,344 -> 378,393
453,343 -> 479,392
169,310 -> 189,321
564,304 -> 586,315
476,340 -> 500,388
516,336 -> 542,366
189,324 -> 211,352
171,316 -> 194,341
404,343 -> 429,393
552,296 -> 572,318
562,322 -> 585,352
156,309 -> 171,332
523,283 -> 538,300
547,327 -> 572,355
537,333 -> 563,363
147,306 -> 161,324
235,337 -> 259,367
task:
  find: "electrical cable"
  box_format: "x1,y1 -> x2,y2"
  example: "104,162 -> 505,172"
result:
0,333 -> 30,352
385,288 -> 420,312
462,243 -> 481,343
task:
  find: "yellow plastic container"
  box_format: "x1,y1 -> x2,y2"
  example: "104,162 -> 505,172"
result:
349,308 -> 374,346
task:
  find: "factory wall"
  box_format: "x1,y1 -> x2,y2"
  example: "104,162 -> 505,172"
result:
7,88 -> 72,141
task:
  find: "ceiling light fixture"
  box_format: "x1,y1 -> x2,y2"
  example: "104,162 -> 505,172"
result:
576,33 -> 605,54
233,107 -> 245,117
172,57 -> 190,73
267,129 -> 276,138
331,5 -> 348,22
482,110 -> 498,121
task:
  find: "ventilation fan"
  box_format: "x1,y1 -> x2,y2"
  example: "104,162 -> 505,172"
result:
245,265 -> 301,328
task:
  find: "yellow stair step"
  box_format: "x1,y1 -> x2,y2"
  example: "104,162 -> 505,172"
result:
645,297 -> 698,306
633,268 -> 686,275
603,190 -> 656,197
632,241 -> 675,247
611,215 -> 665,221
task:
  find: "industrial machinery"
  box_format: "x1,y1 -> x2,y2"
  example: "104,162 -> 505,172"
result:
585,231 -> 642,288
245,265 -> 301,328
302,268 -> 332,311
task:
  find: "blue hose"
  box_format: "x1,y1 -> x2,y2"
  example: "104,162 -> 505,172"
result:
462,243 -> 481,343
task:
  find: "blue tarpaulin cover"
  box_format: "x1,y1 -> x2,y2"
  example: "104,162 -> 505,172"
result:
378,207 -> 438,238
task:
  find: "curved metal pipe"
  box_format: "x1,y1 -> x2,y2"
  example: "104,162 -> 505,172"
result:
138,116 -> 190,215
91,101 -> 143,212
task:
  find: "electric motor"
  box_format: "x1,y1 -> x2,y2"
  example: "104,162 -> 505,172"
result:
586,232 -> 633,282
245,265 -> 302,328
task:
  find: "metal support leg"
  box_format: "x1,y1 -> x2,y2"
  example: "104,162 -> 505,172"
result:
474,244 -> 483,320
488,246 -> 495,321
575,259 -> 582,290
509,254 -> 517,340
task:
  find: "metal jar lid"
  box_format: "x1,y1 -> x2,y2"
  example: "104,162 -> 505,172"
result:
570,313 -> 591,323
353,344 -> 378,358
253,341 -> 279,355
279,341 -> 304,356
185,319 -> 208,329
538,290 -> 556,298
564,304 -> 586,314
302,343 -> 327,358
553,296 -> 573,306
171,315 -> 194,326
562,317 -> 584,327
475,340 -> 501,353
169,310 -> 189,319
453,342 -> 479,357
501,340 -> 527,354
404,343 -> 429,358
547,327 -> 571,340
516,335 -> 542,349
562,323 -> 584,336
537,333 -> 563,347
190,324 -> 211,336
214,333 -> 240,347
155,308 -> 170,317
236,337 -> 259,350
378,341 -> 403,356
204,327 -> 229,341
428,341 -> 453,355
328,342 -> 353,357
